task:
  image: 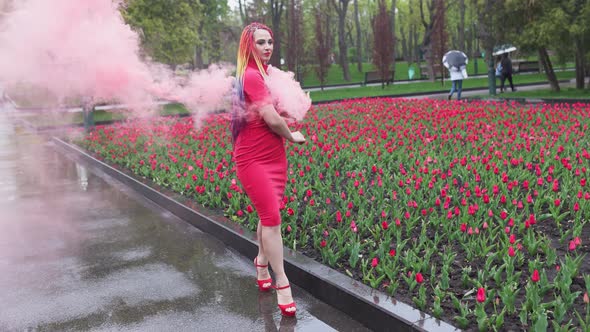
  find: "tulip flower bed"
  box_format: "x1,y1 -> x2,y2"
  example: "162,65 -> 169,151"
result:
78,98 -> 590,330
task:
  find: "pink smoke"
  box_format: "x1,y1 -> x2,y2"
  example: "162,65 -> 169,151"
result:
0,0 -> 154,106
0,0 -> 233,117
265,65 -> 311,121
0,0 -> 308,127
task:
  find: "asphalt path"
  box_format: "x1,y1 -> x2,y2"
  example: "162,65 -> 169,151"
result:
0,107 -> 369,332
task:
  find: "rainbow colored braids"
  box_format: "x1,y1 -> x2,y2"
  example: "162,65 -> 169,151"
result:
231,22 -> 273,141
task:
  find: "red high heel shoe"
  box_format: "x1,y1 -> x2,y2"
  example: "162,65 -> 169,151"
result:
274,284 -> 297,317
254,257 -> 272,292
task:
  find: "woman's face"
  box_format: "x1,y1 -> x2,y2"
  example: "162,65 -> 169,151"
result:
253,29 -> 273,63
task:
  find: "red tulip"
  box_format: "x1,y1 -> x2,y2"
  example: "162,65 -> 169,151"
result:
371,257 -> 379,268
569,240 -> 577,251
476,287 -> 486,303
509,234 -> 516,244
415,273 -> 424,283
508,246 -> 515,257
531,269 -> 540,283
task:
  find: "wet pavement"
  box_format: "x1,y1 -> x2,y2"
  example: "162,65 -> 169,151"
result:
0,108 -> 370,331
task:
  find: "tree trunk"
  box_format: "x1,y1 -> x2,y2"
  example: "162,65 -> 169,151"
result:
390,0 -> 397,80
574,38 -> 585,89
458,0 -> 465,51
338,16 -> 351,81
354,0 -> 362,72
332,0 -> 351,81
194,45 -> 203,69
270,0 -> 284,68
399,13 -> 408,61
238,0 -> 248,23
538,46 -> 560,92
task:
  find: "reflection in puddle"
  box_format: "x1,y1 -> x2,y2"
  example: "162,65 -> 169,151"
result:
76,162 -> 88,191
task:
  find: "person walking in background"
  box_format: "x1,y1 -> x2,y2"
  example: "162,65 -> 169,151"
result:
495,56 -> 503,78
500,53 -> 516,92
447,64 -> 468,101
231,22 -> 306,317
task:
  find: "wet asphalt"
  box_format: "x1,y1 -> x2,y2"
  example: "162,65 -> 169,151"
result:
0,108 -> 370,332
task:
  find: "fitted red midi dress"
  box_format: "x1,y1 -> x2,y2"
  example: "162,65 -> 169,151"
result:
234,60 -> 287,227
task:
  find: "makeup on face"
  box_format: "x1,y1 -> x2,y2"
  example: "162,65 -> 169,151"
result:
253,29 -> 273,63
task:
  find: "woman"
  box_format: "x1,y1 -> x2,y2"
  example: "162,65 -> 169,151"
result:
231,22 -> 306,317
500,53 -> 516,93
447,65 -> 467,101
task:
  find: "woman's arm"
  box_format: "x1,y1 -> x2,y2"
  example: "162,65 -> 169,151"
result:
259,104 -> 305,143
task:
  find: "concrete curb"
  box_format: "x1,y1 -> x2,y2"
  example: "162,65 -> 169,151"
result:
52,137 -> 460,332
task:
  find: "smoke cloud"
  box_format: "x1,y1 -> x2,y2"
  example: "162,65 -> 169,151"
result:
0,0 -> 233,116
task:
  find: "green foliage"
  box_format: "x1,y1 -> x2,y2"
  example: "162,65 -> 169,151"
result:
122,0 -> 203,65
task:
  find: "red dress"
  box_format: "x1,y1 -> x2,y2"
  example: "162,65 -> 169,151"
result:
234,60 -> 287,227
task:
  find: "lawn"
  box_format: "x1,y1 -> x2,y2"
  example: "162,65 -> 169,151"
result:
21,103 -> 188,127
78,98 -> 590,330
301,59 -> 490,87
301,59 -> 575,87
507,87 -> 590,99
309,71 -> 577,102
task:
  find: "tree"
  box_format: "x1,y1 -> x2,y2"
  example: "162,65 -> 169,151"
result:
269,0 -> 285,67
557,0 -> 590,89
503,0 -> 561,91
457,0 -> 466,51
390,0 -> 397,77
419,0 -> 440,81
372,0 -> 394,88
475,0 -> 504,94
286,0 -> 304,80
314,7 -> 332,90
353,0 -> 362,72
122,0 -> 202,66
430,0 -> 447,82
330,0 -> 351,81
194,0 -> 229,68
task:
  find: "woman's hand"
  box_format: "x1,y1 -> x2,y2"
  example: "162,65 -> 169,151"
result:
289,131 -> 306,144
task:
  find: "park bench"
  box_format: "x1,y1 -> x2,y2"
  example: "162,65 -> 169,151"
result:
364,70 -> 394,85
419,63 -> 444,80
515,60 -> 541,73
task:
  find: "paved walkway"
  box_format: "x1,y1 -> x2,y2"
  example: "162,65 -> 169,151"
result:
0,107 -> 369,331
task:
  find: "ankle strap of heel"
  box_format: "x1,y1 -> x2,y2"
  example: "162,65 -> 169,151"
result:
254,257 -> 268,268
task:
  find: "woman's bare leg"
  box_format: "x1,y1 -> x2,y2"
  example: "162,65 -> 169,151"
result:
262,225 -> 295,313
255,220 -> 271,281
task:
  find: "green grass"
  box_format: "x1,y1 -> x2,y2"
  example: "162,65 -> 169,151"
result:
309,71 -> 577,102
301,59 -> 575,88
501,87 -> 590,99
23,103 -> 189,127
301,59 -> 490,87
21,72 -> 585,128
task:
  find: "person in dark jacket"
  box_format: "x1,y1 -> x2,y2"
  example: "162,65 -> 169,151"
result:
500,53 -> 516,92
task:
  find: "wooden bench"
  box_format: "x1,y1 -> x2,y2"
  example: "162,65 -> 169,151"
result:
364,70 -> 394,85
419,64 -> 444,79
515,60 -> 541,73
